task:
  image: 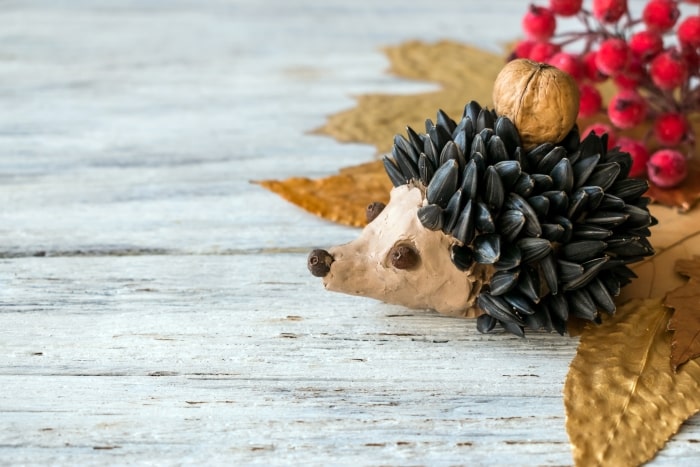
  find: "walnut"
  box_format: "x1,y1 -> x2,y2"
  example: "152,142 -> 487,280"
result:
492,58 -> 579,150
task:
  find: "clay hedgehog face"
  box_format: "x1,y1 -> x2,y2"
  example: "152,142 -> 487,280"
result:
308,100 -> 655,336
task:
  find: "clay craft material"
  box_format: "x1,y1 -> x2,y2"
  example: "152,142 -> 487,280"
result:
308,59 -> 656,336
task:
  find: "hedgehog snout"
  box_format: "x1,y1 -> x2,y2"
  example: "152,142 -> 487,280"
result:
308,249 -> 334,277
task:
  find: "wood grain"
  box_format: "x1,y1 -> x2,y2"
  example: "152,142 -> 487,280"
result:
1,1 -> 699,465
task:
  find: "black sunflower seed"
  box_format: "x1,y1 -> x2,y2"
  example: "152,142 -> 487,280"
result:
587,162 -> 621,191
393,145 -> 419,180
406,126 -> 422,149
513,173 -> 535,197
383,156 -> 406,187
563,256 -> 610,291
528,195 -> 550,217
474,233 -> 501,264
558,259 -> 584,282
475,201 -> 496,233
531,173 -> 554,192
461,159 -> 478,199
452,199 -> 475,245
573,153 -> 601,188
506,193 -> 541,237
576,131 -> 602,163
487,135 -> 508,164
494,116 -> 521,155
471,133 -> 485,157
606,237 -> 654,256
551,158 -> 574,192
501,320 -> 525,337
477,293 -> 524,326
470,151 -> 486,177
436,109 -> 457,135
623,204 -> 652,228
553,215 -> 573,243
394,134 -> 419,165
417,204 -> 444,231
494,244 -> 522,270
538,146 -> 567,174
542,190 -> 568,215
494,160 -> 522,190
425,118 -> 435,134
567,188 -> 589,221
439,140 -> 461,167
453,128 -> 470,157
573,224 -> 613,240
599,271 -> 621,297
476,108 -> 494,132
451,244 -> 473,271
582,186 -> 604,211
419,153 -> 435,186
518,237 -> 552,263
599,193 -> 626,210
464,100 -> 482,122
424,137 -> 439,168
476,313 -> 497,333
518,265 -> 541,303
562,240 -> 607,262
587,277 -> 616,314
484,166 -> 505,211
609,178 -> 649,202
527,143 -> 555,167
490,269 -> 520,295
548,293 -> 569,321
585,211 -> 630,227
430,124 -> 452,154
498,209 -> 526,243
568,288 -> 597,321
603,151 -> 632,179
560,123 -> 581,154
443,189 -> 464,233
524,306 -> 553,332
426,159 -> 459,207
504,291 -> 537,315
541,223 -> 565,241
540,252 -> 558,295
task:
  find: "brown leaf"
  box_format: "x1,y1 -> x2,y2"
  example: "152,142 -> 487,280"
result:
666,256 -> 700,370
565,298 -> 700,467
313,40 -> 503,155
256,161 -> 390,227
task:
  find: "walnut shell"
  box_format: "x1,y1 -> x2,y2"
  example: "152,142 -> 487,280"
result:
492,59 -> 579,150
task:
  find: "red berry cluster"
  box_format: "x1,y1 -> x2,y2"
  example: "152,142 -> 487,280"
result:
512,0 -> 700,188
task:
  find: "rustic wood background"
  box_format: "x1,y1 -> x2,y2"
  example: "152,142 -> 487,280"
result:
1,0 -> 698,465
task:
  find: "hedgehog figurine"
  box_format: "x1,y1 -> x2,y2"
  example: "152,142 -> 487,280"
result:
307,59 -> 655,336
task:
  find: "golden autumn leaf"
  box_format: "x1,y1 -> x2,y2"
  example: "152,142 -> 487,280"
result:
256,161 -> 390,227
666,256 -> 700,371
565,298 -> 700,467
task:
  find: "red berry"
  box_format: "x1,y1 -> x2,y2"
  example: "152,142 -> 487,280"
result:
549,0 -> 583,16
511,40 -> 537,59
678,16 -> 700,48
608,90 -> 647,129
595,38 -> 631,75
523,5 -> 557,41
547,52 -> 583,79
528,42 -> 561,62
647,149 -> 688,188
650,49 -> 688,90
654,112 -> 689,146
582,123 -> 618,149
613,59 -> 645,88
592,0 -> 627,23
583,51 -> 608,81
578,84 -> 603,118
616,137 -> 649,178
629,30 -> 664,60
643,0 -> 680,32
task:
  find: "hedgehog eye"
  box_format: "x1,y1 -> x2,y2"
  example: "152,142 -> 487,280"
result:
387,243 -> 420,270
366,201 -> 386,223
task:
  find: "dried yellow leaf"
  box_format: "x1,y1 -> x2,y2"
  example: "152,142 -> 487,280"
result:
565,298 -> 700,467
666,256 -> 700,371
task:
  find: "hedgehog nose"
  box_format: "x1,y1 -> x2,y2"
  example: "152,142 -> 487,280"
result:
308,249 -> 334,277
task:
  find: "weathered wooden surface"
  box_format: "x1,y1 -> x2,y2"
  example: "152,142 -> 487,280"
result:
1,1 -> 699,465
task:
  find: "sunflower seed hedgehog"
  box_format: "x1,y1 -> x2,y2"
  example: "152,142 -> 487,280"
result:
308,60 -> 655,337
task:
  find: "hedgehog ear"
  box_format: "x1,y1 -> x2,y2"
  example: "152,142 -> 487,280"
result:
365,202 -> 386,224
